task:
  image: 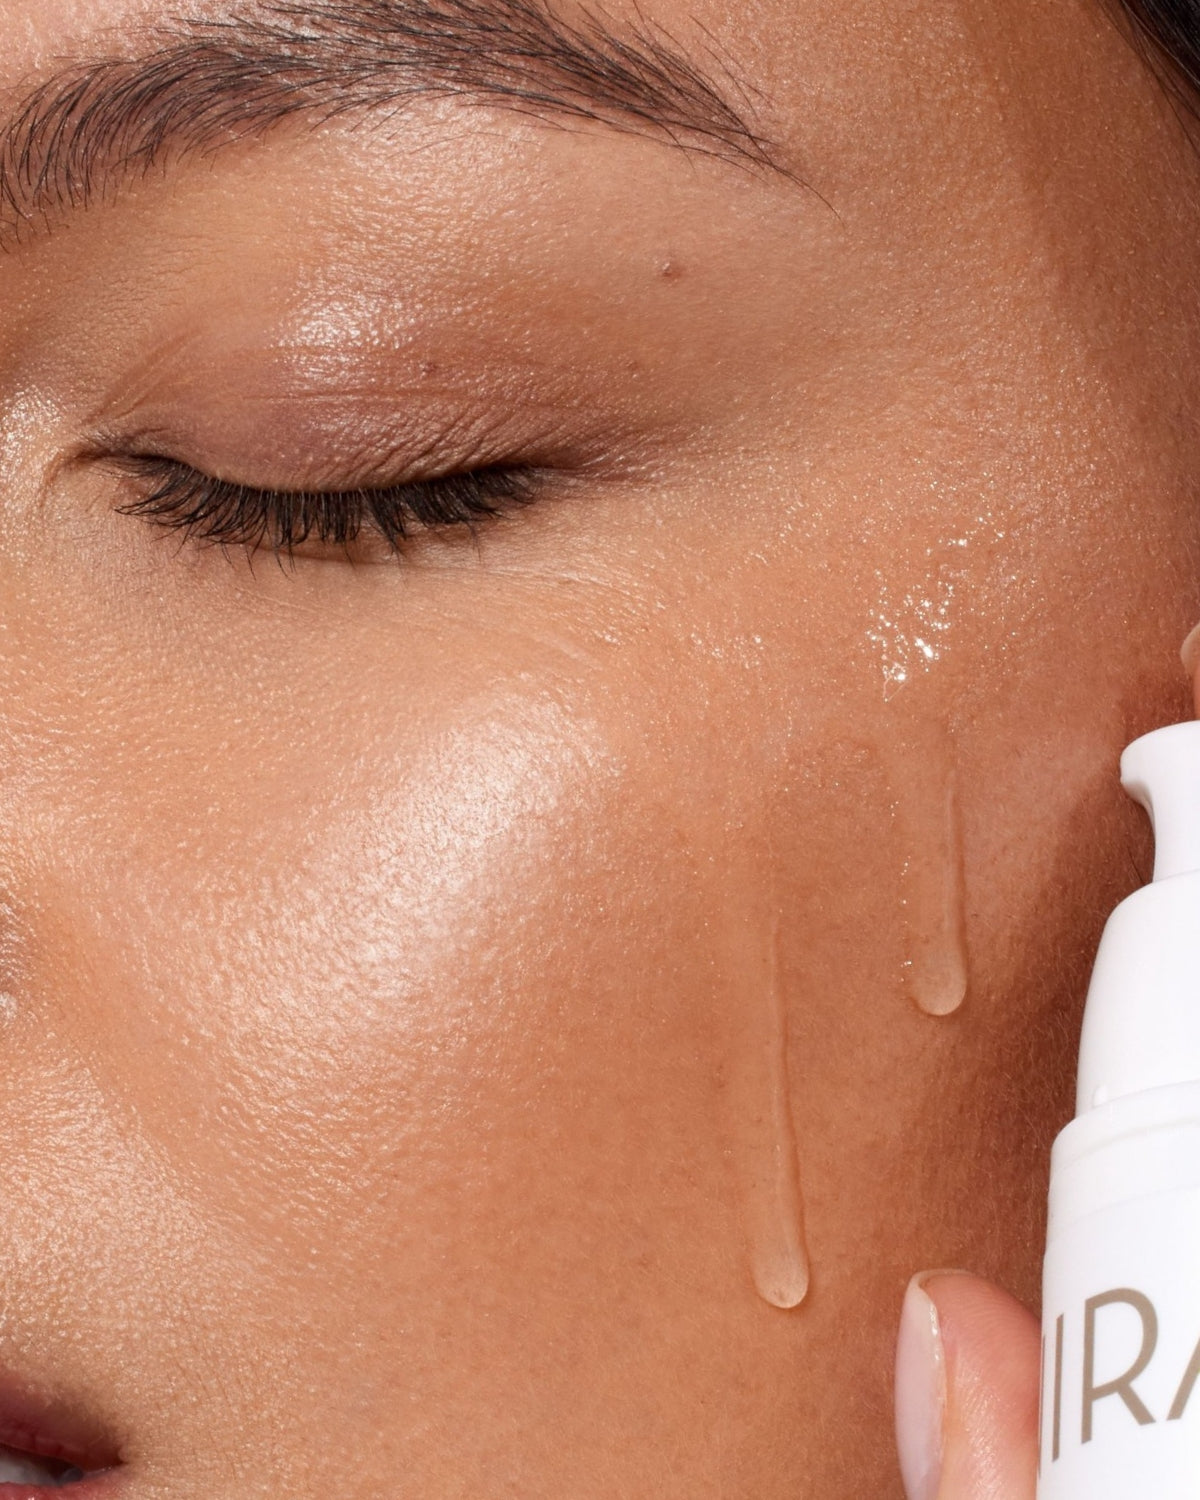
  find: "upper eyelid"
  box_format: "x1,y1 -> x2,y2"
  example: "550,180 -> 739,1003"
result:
82,403 -> 637,489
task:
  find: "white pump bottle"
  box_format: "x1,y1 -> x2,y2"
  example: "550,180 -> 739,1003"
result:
1039,721 -> 1200,1496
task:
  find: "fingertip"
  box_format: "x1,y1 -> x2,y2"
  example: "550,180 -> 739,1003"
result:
921,1272 -> 1041,1500
896,1272 -> 976,1500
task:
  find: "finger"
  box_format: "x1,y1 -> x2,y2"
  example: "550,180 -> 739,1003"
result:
895,1271 -> 1040,1500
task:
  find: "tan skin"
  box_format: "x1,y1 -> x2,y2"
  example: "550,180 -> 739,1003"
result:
0,0 -> 1197,1495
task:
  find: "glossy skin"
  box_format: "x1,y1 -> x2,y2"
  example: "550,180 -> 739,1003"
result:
0,0 -> 1198,1495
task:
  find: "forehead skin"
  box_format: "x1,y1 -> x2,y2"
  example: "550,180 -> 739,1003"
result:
0,1 -> 1197,1498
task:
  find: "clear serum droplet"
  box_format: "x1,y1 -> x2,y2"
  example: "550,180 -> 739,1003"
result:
891,731 -> 969,1016
751,947 -> 810,1309
718,869 -> 810,1310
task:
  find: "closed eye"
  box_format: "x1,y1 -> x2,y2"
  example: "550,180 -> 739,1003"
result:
111,455 -> 544,562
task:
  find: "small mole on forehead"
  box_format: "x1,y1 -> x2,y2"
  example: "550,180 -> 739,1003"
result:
658,259 -> 685,281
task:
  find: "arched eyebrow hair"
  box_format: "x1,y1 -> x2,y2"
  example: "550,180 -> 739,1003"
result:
0,0 -> 782,244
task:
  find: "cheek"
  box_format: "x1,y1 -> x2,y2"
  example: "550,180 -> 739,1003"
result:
0,565 -> 758,1318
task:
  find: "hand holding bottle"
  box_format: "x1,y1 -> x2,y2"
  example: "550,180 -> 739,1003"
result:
896,721 -> 1200,1500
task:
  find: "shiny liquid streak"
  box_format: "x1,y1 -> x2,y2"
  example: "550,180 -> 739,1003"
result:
715,721 -> 967,1308
718,872 -> 809,1310
889,733 -> 968,1016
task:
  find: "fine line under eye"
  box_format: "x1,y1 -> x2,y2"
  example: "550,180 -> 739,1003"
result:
112,455 -> 542,558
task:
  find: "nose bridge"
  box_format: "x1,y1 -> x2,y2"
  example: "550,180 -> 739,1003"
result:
0,591 -> 54,999
0,544 -> 68,772
0,603 -> 147,1100
0,540 -> 111,977
0,556 -> 51,868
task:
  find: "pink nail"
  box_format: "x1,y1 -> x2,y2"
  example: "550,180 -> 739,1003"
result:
895,1274 -> 947,1500
1182,621 -> 1200,677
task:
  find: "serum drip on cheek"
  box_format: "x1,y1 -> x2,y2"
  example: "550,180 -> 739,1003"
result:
717,841 -> 810,1312
885,724 -> 968,1017
699,752 -> 821,1314
716,713 -> 973,1314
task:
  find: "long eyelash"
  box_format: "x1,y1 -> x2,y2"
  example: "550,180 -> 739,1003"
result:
113,456 -> 539,557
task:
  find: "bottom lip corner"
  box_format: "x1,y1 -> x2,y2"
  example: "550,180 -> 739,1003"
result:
0,1379 -> 127,1495
0,1470 -> 127,1498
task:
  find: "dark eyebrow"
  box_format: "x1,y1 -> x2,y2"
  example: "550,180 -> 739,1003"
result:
0,0 -> 783,243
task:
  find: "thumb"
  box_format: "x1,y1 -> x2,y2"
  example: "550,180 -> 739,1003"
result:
895,1271 -> 1041,1500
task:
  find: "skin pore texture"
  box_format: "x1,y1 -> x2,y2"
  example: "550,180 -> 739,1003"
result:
1,0 -> 1199,1495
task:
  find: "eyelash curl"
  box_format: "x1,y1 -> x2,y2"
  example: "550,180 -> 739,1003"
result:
113,456 -> 540,558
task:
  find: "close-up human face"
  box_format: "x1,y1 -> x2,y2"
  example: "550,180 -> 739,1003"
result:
1,0 -> 1199,1495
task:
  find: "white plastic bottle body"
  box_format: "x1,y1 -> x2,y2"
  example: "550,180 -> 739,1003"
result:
1039,1085 -> 1200,1498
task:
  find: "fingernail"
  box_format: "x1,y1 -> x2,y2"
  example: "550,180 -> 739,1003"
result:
1183,621 -> 1200,677
895,1273 -> 949,1500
